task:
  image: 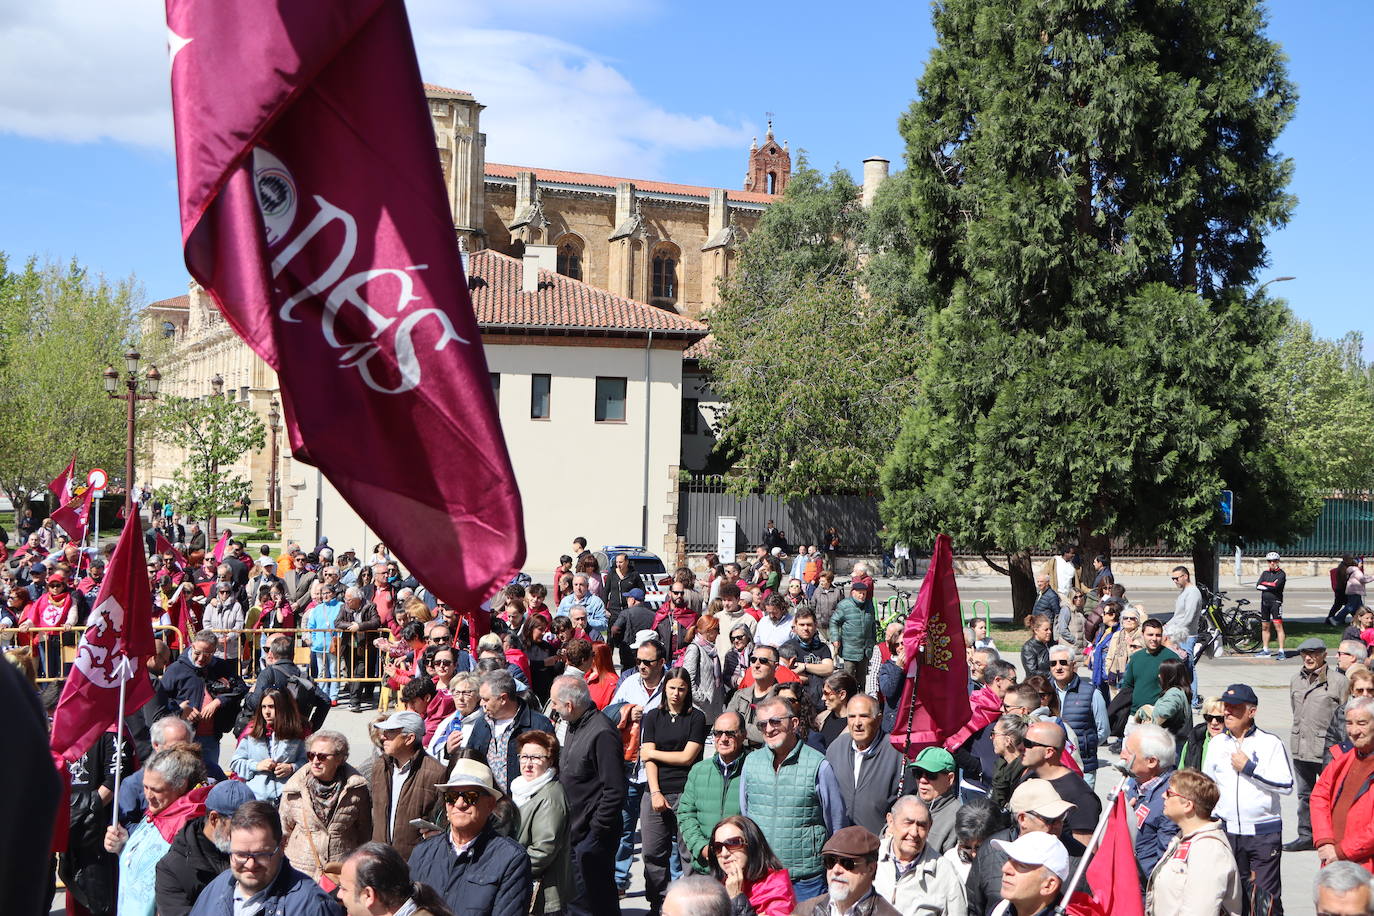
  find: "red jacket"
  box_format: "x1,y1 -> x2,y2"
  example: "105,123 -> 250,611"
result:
1312,744 -> 1374,872
943,685 -> 1002,753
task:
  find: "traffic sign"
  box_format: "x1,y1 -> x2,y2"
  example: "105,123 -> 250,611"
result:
88,468 -> 108,490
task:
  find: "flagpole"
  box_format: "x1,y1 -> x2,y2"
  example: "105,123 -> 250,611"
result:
894,650 -> 922,797
1052,760 -> 1132,916
109,654 -> 131,830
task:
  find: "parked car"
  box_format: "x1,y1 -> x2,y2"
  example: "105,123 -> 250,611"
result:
593,545 -> 669,607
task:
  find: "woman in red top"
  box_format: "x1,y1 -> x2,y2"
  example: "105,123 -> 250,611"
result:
586,642 -> 619,710
710,815 -> 796,916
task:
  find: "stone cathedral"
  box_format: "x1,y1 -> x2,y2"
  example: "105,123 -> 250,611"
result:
426,83 -> 790,318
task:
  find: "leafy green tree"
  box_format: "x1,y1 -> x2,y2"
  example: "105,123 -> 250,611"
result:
0,254 -> 141,526
704,162 -> 921,497
149,395 -> 266,539
879,0 -> 1312,611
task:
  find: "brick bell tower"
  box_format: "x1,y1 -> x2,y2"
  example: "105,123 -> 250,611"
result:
744,118 -> 791,196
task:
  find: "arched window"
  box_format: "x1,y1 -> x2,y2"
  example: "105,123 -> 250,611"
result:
556,236 -> 583,280
767,171 -> 777,194
652,244 -> 679,302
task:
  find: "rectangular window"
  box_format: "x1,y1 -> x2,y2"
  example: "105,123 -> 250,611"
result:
594,376 -> 627,423
682,398 -> 699,435
490,372 -> 500,405
531,374 -> 551,419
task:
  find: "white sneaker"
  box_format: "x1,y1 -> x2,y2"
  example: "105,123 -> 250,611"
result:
1255,649 -> 1269,658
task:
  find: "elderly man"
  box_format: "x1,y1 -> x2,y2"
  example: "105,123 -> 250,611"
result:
467,670 -> 553,794
1031,576 -> 1060,622
909,747 -> 962,854
557,573 -> 608,638
826,694 -> 902,834
740,696 -> 847,901
1020,721 -> 1099,846
1047,645 -> 1107,787
945,660 -> 1018,793
1120,724 -> 1179,876
1287,637 -> 1348,852
989,833 -> 1069,916
831,580 -> 878,685
119,715 -> 225,827
1314,696 -> 1374,871
335,586 -> 382,713
966,779 -> 1080,916
664,874 -> 732,916
1201,683 -> 1293,916
678,712 -> 747,874
875,796 -> 967,916
1313,863 -> 1374,916
1147,768 -> 1242,916
408,759 -> 532,916
989,714 -> 1029,814
161,630 -> 248,767
969,647 -> 1000,695
154,780 -> 256,916
796,826 -> 901,916
367,710 -> 446,861
185,801 -> 341,916
551,675 -> 627,916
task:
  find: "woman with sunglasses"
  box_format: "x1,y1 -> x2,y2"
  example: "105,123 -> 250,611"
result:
1104,605 -> 1144,688
1180,696 -> 1227,770
228,688 -> 308,802
641,666 -> 707,913
708,814 -> 795,916
721,624 -> 755,700
511,729 -> 573,914
279,730 -> 371,880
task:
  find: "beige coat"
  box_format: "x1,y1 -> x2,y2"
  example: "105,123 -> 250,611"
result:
280,763 -> 373,878
1146,821 -> 1242,916
873,835 -> 967,916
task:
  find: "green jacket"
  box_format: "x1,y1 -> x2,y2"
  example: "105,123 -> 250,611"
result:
743,741 -> 828,879
514,778 -> 573,913
830,597 -> 876,662
677,754 -> 745,874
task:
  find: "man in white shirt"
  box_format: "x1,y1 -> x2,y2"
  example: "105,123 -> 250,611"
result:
754,595 -> 795,648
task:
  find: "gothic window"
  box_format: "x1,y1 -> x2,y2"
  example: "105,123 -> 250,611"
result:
652,244 -> 679,302
556,236 -> 584,280
767,171 -> 777,194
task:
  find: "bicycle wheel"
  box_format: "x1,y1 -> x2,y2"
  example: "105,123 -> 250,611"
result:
1223,610 -> 1262,654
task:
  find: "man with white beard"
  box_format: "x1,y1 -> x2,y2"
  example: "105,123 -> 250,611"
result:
794,826 -> 900,916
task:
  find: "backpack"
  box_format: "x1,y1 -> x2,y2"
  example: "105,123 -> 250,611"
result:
283,671 -> 331,731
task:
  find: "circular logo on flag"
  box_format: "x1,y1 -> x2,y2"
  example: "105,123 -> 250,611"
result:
252,147 -> 298,246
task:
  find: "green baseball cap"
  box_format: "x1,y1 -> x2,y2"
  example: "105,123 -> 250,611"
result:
911,747 -> 956,773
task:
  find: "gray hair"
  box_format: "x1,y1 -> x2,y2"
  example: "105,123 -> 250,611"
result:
974,647 -> 1000,663
889,795 -> 931,822
191,629 -> 218,648
308,729 -> 349,757
994,714 -> 1029,746
571,573 -> 590,585
552,674 -> 592,714
1347,696 -> 1374,717
663,875 -> 731,916
268,635 -> 293,659
481,669 -> 517,702
321,564 -> 340,576
985,659 -> 1017,683
1314,861 -> 1374,903
150,714 -> 193,748
1130,723 -> 1178,768
1162,623 -> 1189,645
344,586 -> 364,601
1048,645 -> 1074,661
146,746 -> 207,793
955,797 -> 1002,843
1340,640 -> 1368,660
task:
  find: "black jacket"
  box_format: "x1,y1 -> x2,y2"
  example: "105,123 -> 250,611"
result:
161,649 -> 247,734
155,816 -> 229,916
409,826 -> 532,916
466,701 -> 554,788
558,705 -> 627,850
1020,638 -> 1052,680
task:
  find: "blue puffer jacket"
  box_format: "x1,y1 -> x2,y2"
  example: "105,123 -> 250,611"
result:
408,826 -> 532,916
188,861 -> 342,916
1057,675 -> 1100,772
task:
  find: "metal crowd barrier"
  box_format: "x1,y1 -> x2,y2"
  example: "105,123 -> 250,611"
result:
1,625 -> 392,686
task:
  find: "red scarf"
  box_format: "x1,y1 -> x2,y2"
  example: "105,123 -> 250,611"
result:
150,784 -> 210,842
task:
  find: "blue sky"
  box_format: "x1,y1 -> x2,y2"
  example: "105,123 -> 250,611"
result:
0,0 -> 1365,349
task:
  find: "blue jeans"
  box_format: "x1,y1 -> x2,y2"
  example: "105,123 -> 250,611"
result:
792,874 -> 828,902
311,649 -> 339,700
615,772 -> 645,889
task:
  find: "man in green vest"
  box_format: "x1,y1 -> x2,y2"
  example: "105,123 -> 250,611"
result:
678,712 -> 747,874
738,696 -> 847,902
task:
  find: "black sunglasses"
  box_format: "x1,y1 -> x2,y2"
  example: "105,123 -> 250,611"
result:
1203,714 -> 1225,723
749,655 -> 776,665
443,789 -> 485,806
711,836 -> 746,854
1049,660 -> 1071,667
637,657 -> 662,667
823,854 -> 869,872
711,729 -> 742,739
1022,738 -> 1060,751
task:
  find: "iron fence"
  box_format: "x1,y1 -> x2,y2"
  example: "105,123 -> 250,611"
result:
679,475 -> 883,553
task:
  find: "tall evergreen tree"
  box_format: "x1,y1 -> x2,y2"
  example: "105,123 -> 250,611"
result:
880,0 -> 1314,607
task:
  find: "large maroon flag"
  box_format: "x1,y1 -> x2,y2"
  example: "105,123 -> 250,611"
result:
1066,793 -> 1144,916
165,0 -> 525,609
889,534 -> 972,754
51,486 -> 95,543
50,514 -> 155,762
48,454 -> 76,504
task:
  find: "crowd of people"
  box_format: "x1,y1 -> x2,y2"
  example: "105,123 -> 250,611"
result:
2,525 -> 1374,916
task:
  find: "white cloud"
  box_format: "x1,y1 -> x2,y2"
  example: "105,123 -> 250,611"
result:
0,0 -> 753,177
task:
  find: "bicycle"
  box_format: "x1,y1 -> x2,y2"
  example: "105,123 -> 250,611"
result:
1197,587 -> 1263,655
878,582 -> 913,633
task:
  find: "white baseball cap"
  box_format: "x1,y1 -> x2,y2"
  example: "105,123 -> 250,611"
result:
992,831 -> 1070,881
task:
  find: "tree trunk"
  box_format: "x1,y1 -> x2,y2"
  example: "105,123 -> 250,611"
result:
1191,542 -> 1218,596
1008,549 -> 1036,624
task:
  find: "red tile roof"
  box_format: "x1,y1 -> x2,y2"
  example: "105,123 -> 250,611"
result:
469,250 -> 706,336
683,335 -> 715,360
148,295 -> 190,310
423,83 -> 473,98
486,162 -> 776,205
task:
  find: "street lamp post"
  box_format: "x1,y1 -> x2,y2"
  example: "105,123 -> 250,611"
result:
207,373 -> 225,540
102,350 -> 160,520
267,399 -> 281,530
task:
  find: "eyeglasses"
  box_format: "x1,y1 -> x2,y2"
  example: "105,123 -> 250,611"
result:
759,715 -> 794,731
1203,714 -> 1225,723
429,636 -> 450,643
1022,739 -> 1060,751
453,689 -> 476,698
518,754 -> 550,763
443,789 -> 485,806
637,657 -> 662,667
1049,660 -> 1071,668
1027,812 -> 1066,827
230,846 -> 279,864
305,751 -> 338,762
749,655 -> 776,666
711,729 -> 742,739
670,590 -> 685,596
823,854 -> 868,872
1353,686 -> 1374,696
711,836 -> 746,854
1164,788 -> 1190,803
731,634 -> 749,642
432,659 -> 454,668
